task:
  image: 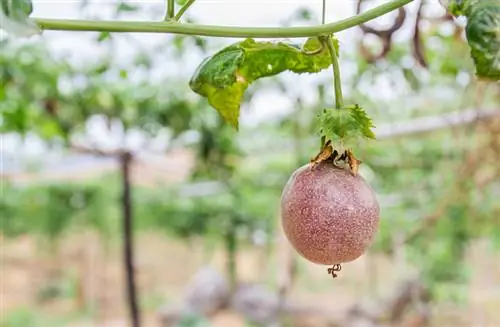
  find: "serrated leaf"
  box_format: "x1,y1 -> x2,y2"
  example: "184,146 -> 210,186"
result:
348,104 -> 376,139
189,37 -> 333,128
317,105 -> 376,149
464,0 -> 500,80
0,0 -> 40,37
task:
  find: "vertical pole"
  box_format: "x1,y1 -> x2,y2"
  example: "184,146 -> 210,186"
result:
120,152 -> 140,327
225,220 -> 237,291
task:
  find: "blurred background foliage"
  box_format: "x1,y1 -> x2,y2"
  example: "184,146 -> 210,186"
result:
1,1 -> 500,327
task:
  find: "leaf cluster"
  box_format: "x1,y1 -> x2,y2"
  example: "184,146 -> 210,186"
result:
0,182 -> 109,242
464,0 -> 500,80
1,41 -> 201,141
445,0 -> 500,80
316,105 -> 376,149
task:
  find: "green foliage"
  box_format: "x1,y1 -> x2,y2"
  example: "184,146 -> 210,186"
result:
1,41 -> 199,139
192,120 -> 242,179
138,194 -> 214,239
0,183 -> 109,242
421,204 -> 470,283
189,37 -> 333,128
0,43 -> 72,138
446,0 -> 472,16
465,0 -> 500,80
0,307 -> 69,327
446,0 -> 500,80
175,313 -> 211,327
424,30 -> 473,77
316,105 -> 376,149
0,0 -> 32,17
0,0 -> 40,37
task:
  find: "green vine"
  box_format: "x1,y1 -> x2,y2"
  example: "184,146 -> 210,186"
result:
165,0 -> 175,21
30,0 -> 413,38
174,0 -> 196,21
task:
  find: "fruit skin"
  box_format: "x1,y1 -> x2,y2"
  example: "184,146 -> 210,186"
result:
280,162 -> 380,265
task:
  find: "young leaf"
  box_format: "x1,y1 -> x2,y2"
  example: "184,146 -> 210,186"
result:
441,0 -> 471,16
116,2 -> 138,13
465,0 -> 500,80
189,37 -> 333,128
97,31 -> 112,42
0,0 -> 40,37
317,105 -> 376,149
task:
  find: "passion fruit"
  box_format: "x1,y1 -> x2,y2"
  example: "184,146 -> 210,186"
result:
280,162 -> 380,267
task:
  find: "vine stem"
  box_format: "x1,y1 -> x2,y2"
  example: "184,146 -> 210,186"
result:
165,0 -> 175,21
34,0 -> 413,38
325,35 -> 344,109
322,0 -> 326,24
174,0 -> 196,21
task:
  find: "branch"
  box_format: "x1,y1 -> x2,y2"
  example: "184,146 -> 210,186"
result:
33,0 -> 413,38
245,108 -> 500,155
174,0 -> 196,21
70,144 -> 125,157
374,107 -> 499,139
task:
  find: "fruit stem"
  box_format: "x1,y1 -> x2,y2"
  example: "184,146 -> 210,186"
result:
324,35 -> 344,109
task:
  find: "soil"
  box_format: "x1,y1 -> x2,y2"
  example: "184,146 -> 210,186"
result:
1,233 -> 500,327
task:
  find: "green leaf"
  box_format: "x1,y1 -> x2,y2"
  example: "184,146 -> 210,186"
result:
97,31 -> 111,42
119,69 -> 128,79
189,37 -> 333,129
317,105 -> 376,149
445,0 -> 472,16
1,0 -> 33,18
116,2 -> 138,13
464,0 -> 500,80
0,0 -> 40,37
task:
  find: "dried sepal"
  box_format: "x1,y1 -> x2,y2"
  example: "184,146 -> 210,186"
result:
310,140 -> 334,168
346,149 -> 362,176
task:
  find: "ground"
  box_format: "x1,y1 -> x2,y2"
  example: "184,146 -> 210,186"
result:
1,232 -> 500,327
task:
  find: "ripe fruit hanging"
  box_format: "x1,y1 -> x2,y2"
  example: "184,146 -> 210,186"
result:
280,160 -> 380,277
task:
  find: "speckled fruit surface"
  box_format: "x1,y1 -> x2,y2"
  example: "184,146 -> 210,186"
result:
280,162 -> 380,265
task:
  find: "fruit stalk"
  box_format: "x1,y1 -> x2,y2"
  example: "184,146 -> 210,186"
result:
325,35 -> 344,109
